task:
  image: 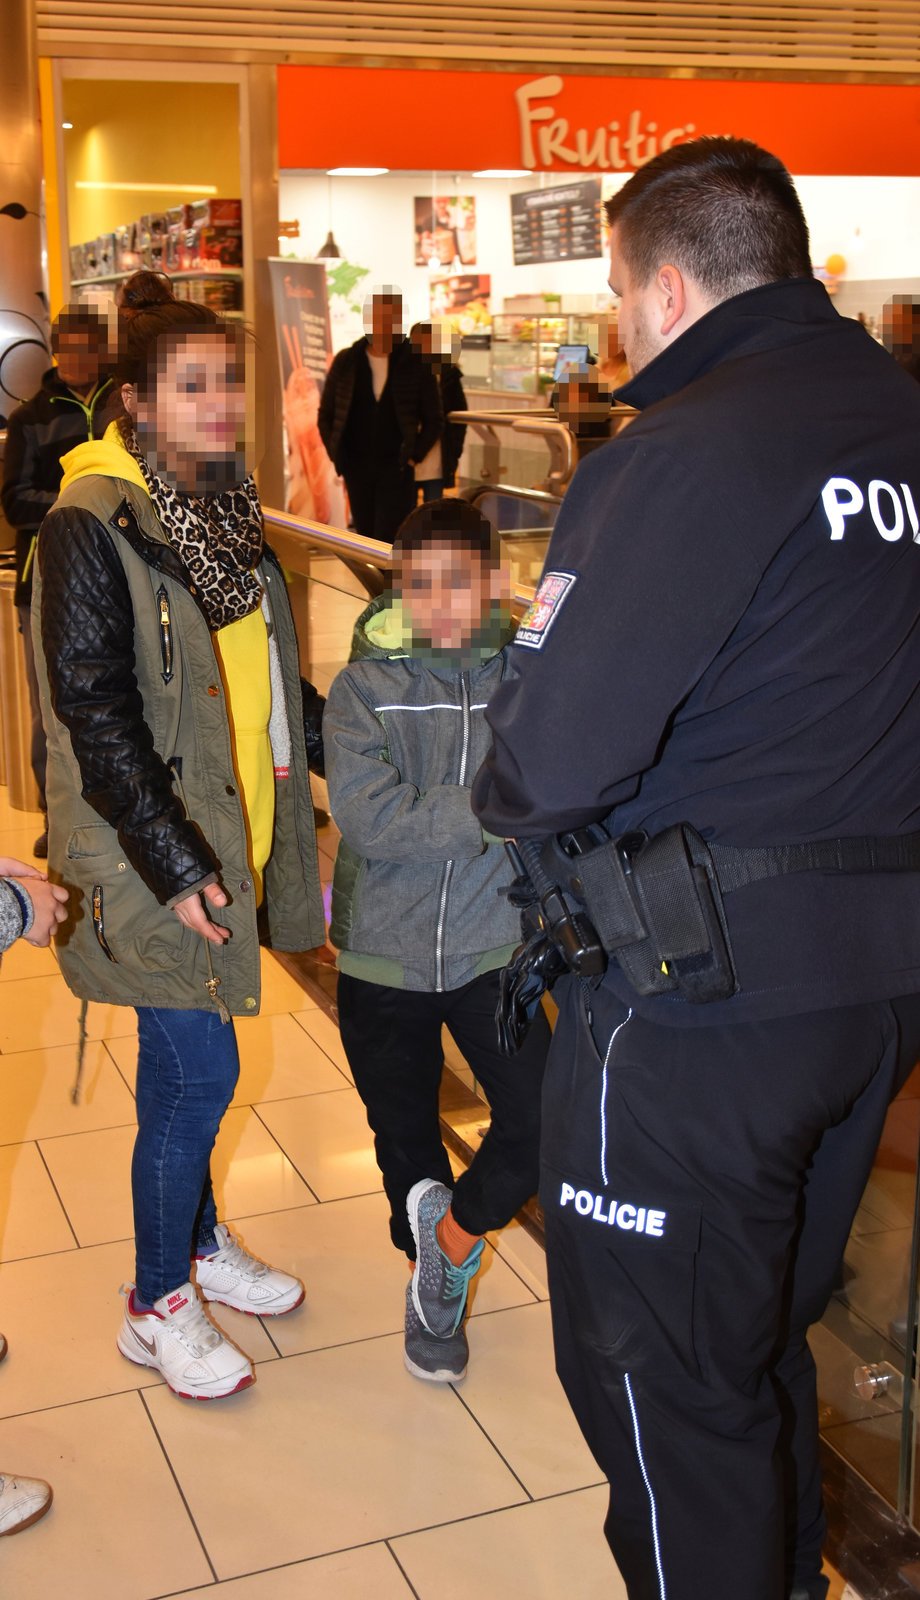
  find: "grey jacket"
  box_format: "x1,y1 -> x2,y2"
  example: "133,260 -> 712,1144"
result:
0,879 -> 33,953
324,598 -> 520,991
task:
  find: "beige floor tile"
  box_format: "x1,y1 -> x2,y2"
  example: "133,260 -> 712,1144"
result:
488,1216 -> 550,1301
168,1543 -> 415,1600
226,1195 -> 537,1358
146,1337 -> 527,1579
0,935 -> 58,982
0,1140 -> 76,1261
0,1390 -> 212,1598
258,950 -> 319,1016
256,1089 -> 381,1201
292,1007 -> 354,1081
393,1486 -> 623,1600
0,974 -> 133,1053
40,1105 -> 316,1247
455,1302 -> 602,1499
104,1012 -> 350,1105
0,1238 -> 278,1419
0,1040 -> 135,1147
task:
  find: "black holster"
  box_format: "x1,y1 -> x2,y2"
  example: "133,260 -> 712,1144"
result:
549,822 -> 738,1004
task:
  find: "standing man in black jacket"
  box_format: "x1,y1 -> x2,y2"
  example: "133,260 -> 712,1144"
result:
318,290 -> 441,540
472,138 -> 920,1600
1,306 -> 113,854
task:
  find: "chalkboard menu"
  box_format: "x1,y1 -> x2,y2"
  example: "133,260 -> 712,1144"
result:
510,178 -> 603,265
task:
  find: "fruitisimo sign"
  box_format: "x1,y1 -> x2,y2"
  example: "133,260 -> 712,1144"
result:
278,66 -> 920,178
516,77 -> 699,172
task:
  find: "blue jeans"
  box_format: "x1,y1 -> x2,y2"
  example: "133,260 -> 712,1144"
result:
133,1007 -> 240,1304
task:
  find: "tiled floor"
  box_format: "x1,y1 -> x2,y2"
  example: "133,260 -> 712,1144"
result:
0,786 -> 620,1600
0,781 -> 857,1598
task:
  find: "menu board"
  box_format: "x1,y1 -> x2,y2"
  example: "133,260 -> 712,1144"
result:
511,178 -> 603,265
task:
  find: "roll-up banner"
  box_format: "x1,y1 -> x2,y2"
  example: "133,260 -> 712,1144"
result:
268,258 -> 345,524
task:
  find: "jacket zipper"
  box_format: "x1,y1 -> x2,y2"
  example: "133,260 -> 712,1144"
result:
157,586 -> 174,683
434,672 -> 471,992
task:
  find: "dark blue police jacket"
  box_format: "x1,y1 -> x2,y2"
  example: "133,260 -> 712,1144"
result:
472,277 -> 920,1025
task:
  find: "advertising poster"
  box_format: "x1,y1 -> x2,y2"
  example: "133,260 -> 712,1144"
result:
429,273 -> 492,337
268,258 -> 345,523
510,178 -> 603,265
414,195 -> 477,267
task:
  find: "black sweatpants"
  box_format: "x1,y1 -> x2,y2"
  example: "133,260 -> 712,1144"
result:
542,975 -> 920,1600
337,969 -> 550,1257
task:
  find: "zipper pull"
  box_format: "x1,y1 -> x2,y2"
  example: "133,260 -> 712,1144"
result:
205,975 -> 232,1025
157,586 -> 174,683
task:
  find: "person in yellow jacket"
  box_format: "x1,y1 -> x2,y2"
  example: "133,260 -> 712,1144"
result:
34,273 -> 326,1401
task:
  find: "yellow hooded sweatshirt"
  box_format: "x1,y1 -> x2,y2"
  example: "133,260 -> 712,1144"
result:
58,423 -> 274,900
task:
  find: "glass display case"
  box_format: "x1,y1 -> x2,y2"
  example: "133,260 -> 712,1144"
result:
489,313 -> 601,395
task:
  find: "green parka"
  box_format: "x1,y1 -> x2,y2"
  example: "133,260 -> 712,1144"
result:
33,460 -> 324,1016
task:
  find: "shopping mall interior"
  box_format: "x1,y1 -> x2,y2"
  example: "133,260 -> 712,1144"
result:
1,4 -> 920,1597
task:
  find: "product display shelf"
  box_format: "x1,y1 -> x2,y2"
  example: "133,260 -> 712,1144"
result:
70,269 -> 244,287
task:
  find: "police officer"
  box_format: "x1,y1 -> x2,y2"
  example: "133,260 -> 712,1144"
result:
472,137 -> 920,1600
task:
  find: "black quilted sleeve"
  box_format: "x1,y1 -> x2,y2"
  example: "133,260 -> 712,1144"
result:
39,507 -> 220,906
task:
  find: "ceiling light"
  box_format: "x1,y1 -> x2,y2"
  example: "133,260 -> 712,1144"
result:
74,181 -> 218,194
61,121 -> 73,130
326,167 -> 389,177
316,230 -> 341,259
472,168 -> 532,178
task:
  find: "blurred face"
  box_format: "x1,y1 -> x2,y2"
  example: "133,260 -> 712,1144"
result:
122,330 -> 247,493
54,328 -> 106,392
397,540 -> 506,652
366,293 -> 402,351
410,324 -> 433,358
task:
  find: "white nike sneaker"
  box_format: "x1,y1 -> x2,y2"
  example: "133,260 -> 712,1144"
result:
116,1282 -> 254,1400
193,1223 -> 305,1316
0,1473 -> 52,1535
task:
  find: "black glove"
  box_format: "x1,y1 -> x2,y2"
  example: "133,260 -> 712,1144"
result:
496,930 -> 567,1056
301,678 -> 325,778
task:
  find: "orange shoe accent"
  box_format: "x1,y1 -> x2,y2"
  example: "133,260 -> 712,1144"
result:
436,1205 -> 482,1267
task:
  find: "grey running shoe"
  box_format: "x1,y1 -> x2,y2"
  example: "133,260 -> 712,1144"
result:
407,1179 -> 484,1337
404,1283 -> 468,1383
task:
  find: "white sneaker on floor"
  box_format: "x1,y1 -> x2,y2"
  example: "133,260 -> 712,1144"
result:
193,1223 -> 305,1316
116,1281 -> 254,1400
0,1473 -> 52,1535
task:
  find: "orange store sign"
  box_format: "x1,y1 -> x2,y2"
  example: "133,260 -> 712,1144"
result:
278,66 -> 920,177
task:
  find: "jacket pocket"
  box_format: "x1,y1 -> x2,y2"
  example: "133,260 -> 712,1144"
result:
64,825 -> 191,973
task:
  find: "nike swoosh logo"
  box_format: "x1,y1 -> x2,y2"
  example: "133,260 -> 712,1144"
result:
130,1326 -> 157,1357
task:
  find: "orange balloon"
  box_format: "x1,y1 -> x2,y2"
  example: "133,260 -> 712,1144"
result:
825,253 -> 846,277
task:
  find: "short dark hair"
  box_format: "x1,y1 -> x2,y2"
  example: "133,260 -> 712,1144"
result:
392,498 -> 499,563
605,137 -> 812,300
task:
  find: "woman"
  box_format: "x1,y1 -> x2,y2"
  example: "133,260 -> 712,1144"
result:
34,273 -> 326,1401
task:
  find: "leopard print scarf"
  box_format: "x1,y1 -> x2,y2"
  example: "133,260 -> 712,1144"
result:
125,429 -> 264,631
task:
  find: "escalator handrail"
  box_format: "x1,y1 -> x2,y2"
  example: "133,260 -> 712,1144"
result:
262,505 -> 536,615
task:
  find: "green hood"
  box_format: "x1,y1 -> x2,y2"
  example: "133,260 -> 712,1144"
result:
350,592 -> 515,668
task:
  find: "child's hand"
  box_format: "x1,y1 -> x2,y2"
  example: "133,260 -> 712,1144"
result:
0,856 -> 42,879
20,877 -> 69,946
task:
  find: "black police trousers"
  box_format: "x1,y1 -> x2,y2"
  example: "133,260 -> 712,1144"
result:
542,975 -> 920,1600
338,969 -> 549,1257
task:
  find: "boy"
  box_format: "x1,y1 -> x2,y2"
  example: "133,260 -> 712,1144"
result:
323,499 -> 549,1382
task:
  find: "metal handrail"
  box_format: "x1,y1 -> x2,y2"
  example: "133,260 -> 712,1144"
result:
262,505 -> 536,613
448,409 -> 576,494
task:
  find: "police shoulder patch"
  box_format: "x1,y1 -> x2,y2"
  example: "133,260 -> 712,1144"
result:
514,569 -> 578,651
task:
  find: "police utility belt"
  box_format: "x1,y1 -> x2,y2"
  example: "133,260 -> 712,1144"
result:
496,822 -> 920,1055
